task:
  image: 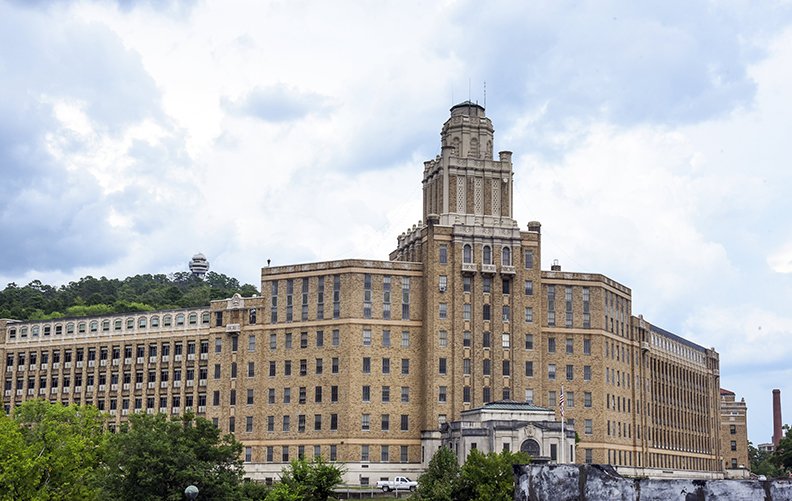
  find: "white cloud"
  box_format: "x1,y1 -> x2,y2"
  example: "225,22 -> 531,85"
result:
2,0 -> 792,443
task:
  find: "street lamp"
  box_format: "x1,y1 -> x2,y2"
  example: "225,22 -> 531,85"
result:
184,485 -> 199,500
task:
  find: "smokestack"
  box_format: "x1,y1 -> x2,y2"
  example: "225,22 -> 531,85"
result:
773,389 -> 783,447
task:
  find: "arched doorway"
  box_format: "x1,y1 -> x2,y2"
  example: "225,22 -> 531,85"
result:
520,439 -> 541,457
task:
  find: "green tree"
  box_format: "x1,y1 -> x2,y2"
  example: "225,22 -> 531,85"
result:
775,425 -> 792,473
749,441 -> 784,477
11,400 -> 107,500
416,446 -> 460,501
0,412 -> 38,500
101,412 -> 245,501
454,449 -> 530,501
266,456 -> 344,501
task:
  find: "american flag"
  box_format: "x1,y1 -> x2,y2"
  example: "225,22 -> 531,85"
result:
559,385 -> 565,419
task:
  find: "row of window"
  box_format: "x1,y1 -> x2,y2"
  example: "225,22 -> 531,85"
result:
7,311 -> 210,340
245,444 -> 411,464
460,245 -> 534,268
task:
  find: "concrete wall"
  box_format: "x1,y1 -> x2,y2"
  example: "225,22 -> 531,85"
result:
514,464 -> 792,501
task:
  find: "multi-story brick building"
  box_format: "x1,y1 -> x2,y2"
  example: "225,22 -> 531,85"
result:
1,102 -> 731,482
720,388 -> 749,476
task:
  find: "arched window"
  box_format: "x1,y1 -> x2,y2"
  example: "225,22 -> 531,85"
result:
463,244 -> 472,263
189,313 -> 198,325
138,317 -> 147,329
114,319 -> 122,331
163,315 -> 172,327
502,247 -> 511,266
201,312 -> 210,325
78,322 -> 86,334
102,320 -> 110,332
483,246 -> 492,265
150,316 -> 159,328
176,314 -> 185,326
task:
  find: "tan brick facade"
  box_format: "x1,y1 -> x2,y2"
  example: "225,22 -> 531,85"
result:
0,102 -> 733,482
720,389 -> 749,474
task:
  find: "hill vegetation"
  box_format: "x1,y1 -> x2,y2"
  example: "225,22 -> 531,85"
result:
0,272 -> 258,321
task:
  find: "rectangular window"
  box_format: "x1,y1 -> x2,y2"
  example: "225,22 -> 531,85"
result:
401,331 -> 410,348
525,361 -> 533,377
331,386 -> 338,402
382,358 -> 390,374
585,420 -> 593,435
548,364 -> 556,380
439,245 -> 447,264
438,386 -> 447,402
483,331 -> 491,348
584,392 -> 592,407
584,365 -> 592,381
248,335 -> 256,352
439,275 -> 448,292
301,279 -> 309,321
567,391 -> 574,408
525,334 -> 534,350
363,274 -> 372,319
483,304 -> 491,321
548,337 -> 556,353
362,329 -> 371,346
361,414 -> 370,431
400,414 -> 409,431
483,277 -> 491,293
502,360 -> 510,376
463,358 -> 471,375
401,277 -> 410,320
362,385 -> 371,402
317,276 -> 325,320
483,359 -> 491,376
463,331 -> 471,347
315,358 -> 323,374
566,338 -> 574,354
524,280 -> 534,295
566,364 -> 574,381
285,333 -> 293,349
583,337 -> 592,355
463,276 -> 471,293
246,416 -> 254,433
381,413 -> 390,431
381,385 -> 390,403
332,357 -> 339,374
502,333 -> 510,348
314,414 -> 322,431
247,389 -> 254,405
463,303 -> 471,321
438,330 -> 448,348
286,279 -> 293,322
400,446 -> 409,463
463,386 -> 471,402
332,329 -> 340,346
438,358 -> 447,375
525,307 -> 533,323
483,386 -> 491,403
524,249 -> 534,268
315,386 -> 322,403
362,357 -> 371,374
439,303 -> 447,319
401,386 -> 409,403
382,276 -> 391,320
333,275 -> 341,319
382,329 -> 391,347
401,359 -> 409,375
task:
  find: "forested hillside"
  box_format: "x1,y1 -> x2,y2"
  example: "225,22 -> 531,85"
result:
0,272 -> 258,321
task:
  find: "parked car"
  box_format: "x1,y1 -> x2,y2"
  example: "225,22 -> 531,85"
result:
376,476 -> 418,492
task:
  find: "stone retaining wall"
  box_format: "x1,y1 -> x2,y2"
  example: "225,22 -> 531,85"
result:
514,464 -> 792,501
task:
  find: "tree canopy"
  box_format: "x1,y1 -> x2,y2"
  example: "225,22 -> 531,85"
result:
0,400 -> 107,501
0,271 -> 258,320
101,412 -> 246,501
416,447 -> 529,501
266,456 -> 344,501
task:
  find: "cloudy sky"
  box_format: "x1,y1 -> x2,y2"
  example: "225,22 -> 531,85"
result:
2,0 -> 791,446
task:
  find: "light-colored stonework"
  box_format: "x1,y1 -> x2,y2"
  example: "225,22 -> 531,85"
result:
0,102 -> 731,483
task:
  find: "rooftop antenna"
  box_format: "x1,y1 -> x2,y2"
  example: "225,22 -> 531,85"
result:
468,78 -> 471,103
483,80 -> 486,109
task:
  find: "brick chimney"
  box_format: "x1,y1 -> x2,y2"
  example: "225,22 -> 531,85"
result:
773,389 -> 783,447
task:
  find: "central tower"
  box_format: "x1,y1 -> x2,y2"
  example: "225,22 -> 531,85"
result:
422,101 -> 516,226
392,103 -> 543,460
